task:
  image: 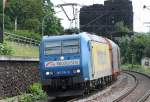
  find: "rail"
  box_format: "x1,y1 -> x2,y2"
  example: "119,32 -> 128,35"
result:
67,71 -> 150,102
113,71 -> 138,102
128,70 -> 150,102
4,32 -> 40,46
114,70 -> 150,102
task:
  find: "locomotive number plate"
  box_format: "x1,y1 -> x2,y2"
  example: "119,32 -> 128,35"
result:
45,59 -> 80,67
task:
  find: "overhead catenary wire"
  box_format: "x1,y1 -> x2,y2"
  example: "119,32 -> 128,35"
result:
79,9 -> 129,29
54,1 -> 134,32
80,13 -> 108,28
56,3 -> 81,29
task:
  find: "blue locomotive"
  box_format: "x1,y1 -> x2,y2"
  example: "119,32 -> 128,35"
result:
39,32 -> 120,96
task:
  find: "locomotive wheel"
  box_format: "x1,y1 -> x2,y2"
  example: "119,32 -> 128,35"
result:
83,81 -> 90,95
84,87 -> 90,94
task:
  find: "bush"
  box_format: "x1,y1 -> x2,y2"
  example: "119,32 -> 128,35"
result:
18,94 -> 34,102
29,83 -> 47,100
18,83 -> 47,102
28,83 -> 47,101
0,43 -> 13,55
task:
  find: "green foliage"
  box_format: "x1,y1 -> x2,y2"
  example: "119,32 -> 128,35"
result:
44,16 -> 63,35
129,34 -> 147,63
0,43 -> 13,55
0,13 -> 3,31
4,15 -> 13,30
119,33 -> 150,64
118,36 -> 131,63
5,0 -> 63,36
115,21 -> 130,32
28,83 -> 47,101
18,94 -> 34,102
18,83 -> 47,102
144,44 -> 150,58
0,0 -> 2,13
6,0 -> 43,24
24,19 -> 40,32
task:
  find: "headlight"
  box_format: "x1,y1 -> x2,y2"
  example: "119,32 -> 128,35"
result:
73,69 -> 80,74
77,69 -> 80,73
60,56 -> 64,60
46,71 -> 53,75
46,72 -> 50,75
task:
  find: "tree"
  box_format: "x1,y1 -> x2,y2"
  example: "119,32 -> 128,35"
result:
5,0 -> 44,30
5,0 -> 24,30
0,0 -> 2,13
144,35 -> 150,58
118,33 -> 150,64
24,19 -> 40,32
5,0 -> 63,36
44,16 -> 63,35
118,36 -> 132,64
144,44 -> 150,58
115,21 -> 130,33
0,0 -> 3,42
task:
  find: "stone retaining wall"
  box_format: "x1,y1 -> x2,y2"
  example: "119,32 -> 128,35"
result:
0,56 -> 40,98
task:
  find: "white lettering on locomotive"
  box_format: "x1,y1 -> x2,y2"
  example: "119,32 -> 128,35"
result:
45,59 -> 80,67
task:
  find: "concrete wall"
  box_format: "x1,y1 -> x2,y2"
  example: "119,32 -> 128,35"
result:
0,56 -> 40,98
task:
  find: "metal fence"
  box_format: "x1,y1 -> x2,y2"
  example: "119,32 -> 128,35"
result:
4,32 -> 40,46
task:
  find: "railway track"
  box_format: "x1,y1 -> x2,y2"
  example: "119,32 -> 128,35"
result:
56,71 -> 150,102
2,70 -> 149,102
113,71 -> 150,102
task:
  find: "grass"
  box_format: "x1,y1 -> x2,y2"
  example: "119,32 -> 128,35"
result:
6,41 -> 39,57
121,64 -> 150,75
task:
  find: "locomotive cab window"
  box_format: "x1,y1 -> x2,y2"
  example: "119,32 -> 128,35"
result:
62,39 -> 80,54
44,41 -> 61,55
44,39 -> 80,55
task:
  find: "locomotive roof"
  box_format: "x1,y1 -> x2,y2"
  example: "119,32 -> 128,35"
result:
43,33 -> 80,41
42,32 -> 117,46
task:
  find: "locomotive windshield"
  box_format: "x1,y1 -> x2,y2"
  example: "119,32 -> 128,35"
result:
44,39 -> 80,55
44,41 -> 61,55
62,39 -> 80,54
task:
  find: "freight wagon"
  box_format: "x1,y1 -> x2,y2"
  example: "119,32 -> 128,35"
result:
39,32 -> 120,97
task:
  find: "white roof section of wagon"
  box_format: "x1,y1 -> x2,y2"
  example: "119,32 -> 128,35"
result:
85,32 -> 108,43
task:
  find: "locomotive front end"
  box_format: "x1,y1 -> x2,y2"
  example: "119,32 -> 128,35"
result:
43,39 -> 81,77
40,35 -> 83,96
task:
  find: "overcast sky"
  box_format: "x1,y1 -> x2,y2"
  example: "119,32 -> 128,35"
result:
50,0 -> 150,32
